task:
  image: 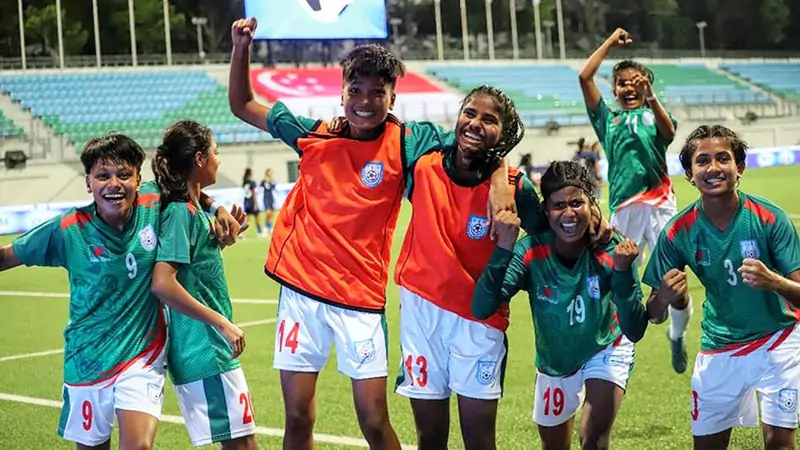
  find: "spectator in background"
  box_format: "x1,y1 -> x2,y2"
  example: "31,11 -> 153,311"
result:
573,138 -> 603,201
518,153 -> 541,187
260,168 -> 277,235
242,168 -> 265,237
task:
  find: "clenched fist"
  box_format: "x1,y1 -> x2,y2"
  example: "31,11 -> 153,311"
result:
659,268 -> 688,306
494,210 -> 520,251
231,17 -> 258,48
612,239 -> 639,272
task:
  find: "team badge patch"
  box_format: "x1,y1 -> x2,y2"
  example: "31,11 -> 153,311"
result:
603,354 -> 628,367
467,214 -> 490,240
536,285 -> 558,304
586,275 -> 601,300
642,110 -> 655,126
740,240 -> 760,259
353,339 -> 376,364
139,224 -> 157,252
147,383 -> 164,405
360,162 -> 384,188
779,388 -> 798,413
476,360 -> 497,386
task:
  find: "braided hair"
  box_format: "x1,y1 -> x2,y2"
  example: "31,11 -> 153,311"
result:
152,120 -> 214,206
460,85 -> 526,177
679,124 -> 748,177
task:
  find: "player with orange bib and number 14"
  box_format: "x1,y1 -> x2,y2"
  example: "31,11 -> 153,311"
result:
644,125 -> 800,449
473,160 -> 649,450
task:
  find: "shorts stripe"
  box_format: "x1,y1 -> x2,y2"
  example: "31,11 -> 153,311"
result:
498,334 -> 509,398
57,386 -> 70,437
202,375 -> 231,442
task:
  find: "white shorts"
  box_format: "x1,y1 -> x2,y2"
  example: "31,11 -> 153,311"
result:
533,336 -> 635,427
57,345 -> 167,447
173,367 -> 256,447
273,286 -> 389,379
395,288 -> 507,401
690,324 -> 800,437
610,201 -> 676,264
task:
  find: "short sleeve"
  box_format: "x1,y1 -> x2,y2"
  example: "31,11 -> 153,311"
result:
768,209 -> 800,277
587,97 -> 611,143
404,121 -> 454,167
266,101 -> 320,156
642,229 -> 686,290
156,202 -> 195,265
12,214 -> 67,268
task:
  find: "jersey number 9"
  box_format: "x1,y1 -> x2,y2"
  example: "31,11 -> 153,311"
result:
125,253 -> 138,279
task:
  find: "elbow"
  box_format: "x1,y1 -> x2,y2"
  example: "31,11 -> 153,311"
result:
150,274 -> 168,300
578,72 -> 591,85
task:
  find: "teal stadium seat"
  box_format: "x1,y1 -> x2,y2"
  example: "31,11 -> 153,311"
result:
720,63 -> 800,103
0,72 -> 276,151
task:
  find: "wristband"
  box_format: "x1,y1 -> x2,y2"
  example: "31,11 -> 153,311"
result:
208,201 -> 221,215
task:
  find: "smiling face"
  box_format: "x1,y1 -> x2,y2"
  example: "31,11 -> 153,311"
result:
545,186 -> 592,245
86,160 -> 141,226
341,75 -> 395,138
614,67 -> 645,110
688,137 -> 743,198
455,94 -> 503,159
190,136 -> 220,189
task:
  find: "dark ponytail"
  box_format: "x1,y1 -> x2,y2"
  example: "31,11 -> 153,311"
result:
153,120 -> 213,206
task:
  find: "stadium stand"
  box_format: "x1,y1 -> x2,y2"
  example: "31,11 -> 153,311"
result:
426,63 -> 772,128
720,63 -> 800,103
0,71 -> 276,151
0,110 -> 24,138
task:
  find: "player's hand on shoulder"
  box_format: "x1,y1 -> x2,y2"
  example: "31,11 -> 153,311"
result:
328,116 -> 348,135
659,268 -> 688,305
494,210 -> 521,251
738,258 -> 779,291
231,17 -> 257,48
612,239 -> 639,272
608,28 -> 632,47
217,319 -> 246,359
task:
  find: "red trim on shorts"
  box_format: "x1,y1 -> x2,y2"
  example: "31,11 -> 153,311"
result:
700,323 -> 796,356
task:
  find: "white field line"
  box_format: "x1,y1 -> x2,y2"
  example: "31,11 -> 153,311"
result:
0,392 -> 415,449
0,318 -> 275,363
0,290 -> 277,305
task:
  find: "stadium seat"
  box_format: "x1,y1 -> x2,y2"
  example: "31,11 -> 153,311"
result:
0,72 -> 277,151
0,110 -> 24,138
720,63 -> 800,102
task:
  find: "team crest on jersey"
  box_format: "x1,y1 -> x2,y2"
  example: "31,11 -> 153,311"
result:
139,224 -> 157,252
476,360 -> 497,385
642,110 -> 655,126
360,162 -> 384,188
779,388 -> 798,413
536,285 -> 558,304
467,214 -> 490,240
88,245 -> 111,263
353,339 -> 376,364
740,240 -> 760,259
586,275 -> 601,300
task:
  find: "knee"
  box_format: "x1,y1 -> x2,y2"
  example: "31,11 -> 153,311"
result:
357,412 -> 391,442
579,432 -> 610,450
416,427 -> 448,450
284,406 -> 315,434
763,428 -> 795,450
118,436 -> 153,450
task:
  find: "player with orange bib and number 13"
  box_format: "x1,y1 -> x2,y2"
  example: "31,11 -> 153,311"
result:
579,27 -> 693,375
473,160 -> 649,450
644,125 -> 800,450
227,17 -> 515,450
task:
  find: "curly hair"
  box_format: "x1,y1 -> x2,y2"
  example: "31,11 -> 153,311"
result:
540,160 -> 599,207
152,120 -> 214,205
612,59 -> 655,86
679,125 -> 748,176
80,133 -> 145,175
460,85 -> 526,177
340,44 -> 406,87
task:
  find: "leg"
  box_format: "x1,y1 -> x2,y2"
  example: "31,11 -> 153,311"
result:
409,399 -> 450,450
221,435 -> 259,450
693,429 -> 733,450
457,396 -> 498,450
116,410 -> 158,450
351,377 -> 401,450
538,419 -> 574,450
762,425 -> 796,450
532,372 -> 585,450
280,370 -> 320,450
578,379 -> 624,450
76,443 -> 110,450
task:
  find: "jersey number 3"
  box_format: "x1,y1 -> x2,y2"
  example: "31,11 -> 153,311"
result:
724,259 -> 737,286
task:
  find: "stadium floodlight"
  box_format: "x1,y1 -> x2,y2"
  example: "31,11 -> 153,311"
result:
434,0 -> 444,61
192,17 -> 208,59
696,21 -> 707,58
485,0 -> 495,60
459,0 -> 469,60
17,0 -> 25,70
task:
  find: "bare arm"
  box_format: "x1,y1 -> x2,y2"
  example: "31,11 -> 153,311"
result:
228,18 -> 272,132
0,245 -> 22,272
579,28 -> 631,113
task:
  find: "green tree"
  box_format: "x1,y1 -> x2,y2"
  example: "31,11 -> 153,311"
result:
24,4 -> 88,57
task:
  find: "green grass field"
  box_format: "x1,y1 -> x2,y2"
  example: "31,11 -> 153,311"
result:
1,165 -> 799,449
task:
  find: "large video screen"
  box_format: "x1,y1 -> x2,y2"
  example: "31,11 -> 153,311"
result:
244,0 -> 388,40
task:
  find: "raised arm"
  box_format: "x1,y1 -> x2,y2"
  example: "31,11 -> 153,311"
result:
609,240 -> 648,342
228,17 -> 271,132
473,212 -> 527,319
579,28 -> 631,113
